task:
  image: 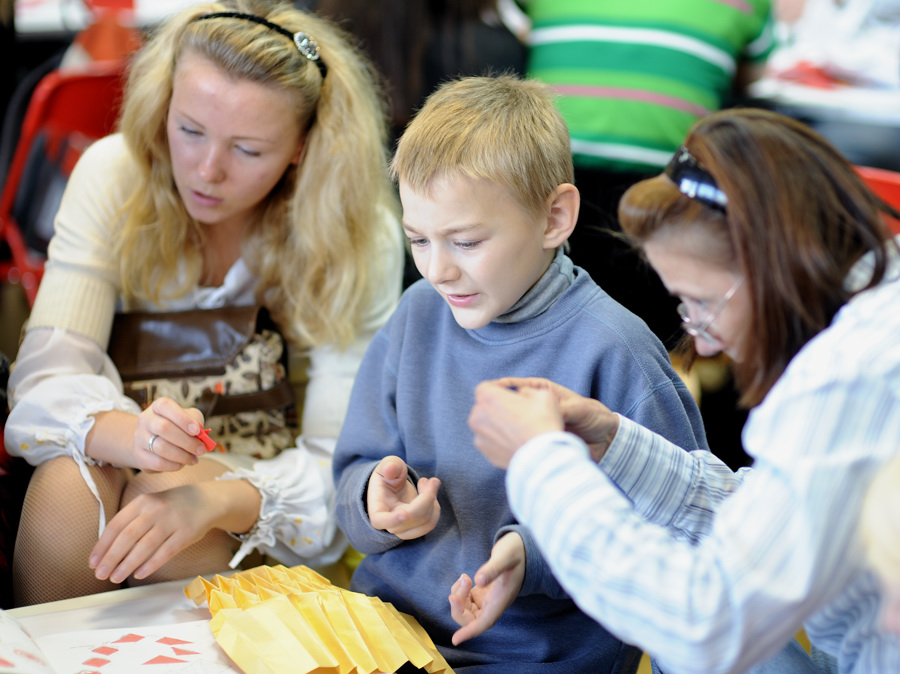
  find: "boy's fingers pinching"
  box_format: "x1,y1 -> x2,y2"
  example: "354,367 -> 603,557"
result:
383,477 -> 442,539
449,574 -> 476,631
375,456 -> 409,490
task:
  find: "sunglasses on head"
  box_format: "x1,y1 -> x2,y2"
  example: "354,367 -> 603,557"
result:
664,146 -> 728,213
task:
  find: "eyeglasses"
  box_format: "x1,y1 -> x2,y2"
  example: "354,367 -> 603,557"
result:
665,146 -> 728,213
676,278 -> 742,342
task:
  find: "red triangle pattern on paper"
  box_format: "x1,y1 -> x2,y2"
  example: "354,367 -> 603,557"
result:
82,657 -> 110,667
156,636 -> 192,645
14,650 -> 45,664
144,655 -> 188,664
114,633 -> 145,643
171,647 -> 200,656
0,659 -> 13,667
93,646 -> 118,655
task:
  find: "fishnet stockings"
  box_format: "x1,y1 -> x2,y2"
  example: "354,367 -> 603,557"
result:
13,457 -> 237,606
13,458 -> 127,606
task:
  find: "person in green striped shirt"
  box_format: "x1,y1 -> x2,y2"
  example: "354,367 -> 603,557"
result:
525,0 -> 775,348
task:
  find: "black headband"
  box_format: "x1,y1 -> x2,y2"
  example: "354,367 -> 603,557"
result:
665,146 -> 728,213
193,11 -> 327,79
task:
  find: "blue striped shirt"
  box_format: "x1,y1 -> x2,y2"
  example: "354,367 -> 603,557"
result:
505,244 -> 900,673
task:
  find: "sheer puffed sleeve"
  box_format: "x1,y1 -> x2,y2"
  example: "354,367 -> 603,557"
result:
220,207 -> 404,567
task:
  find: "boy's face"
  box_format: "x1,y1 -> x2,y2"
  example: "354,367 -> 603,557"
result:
400,175 -> 555,330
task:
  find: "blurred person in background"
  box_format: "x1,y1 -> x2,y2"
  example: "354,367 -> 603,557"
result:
523,0 -> 775,348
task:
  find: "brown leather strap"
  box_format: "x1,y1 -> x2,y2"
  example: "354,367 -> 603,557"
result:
124,379 -> 294,417
113,305 -> 295,417
206,379 -> 295,416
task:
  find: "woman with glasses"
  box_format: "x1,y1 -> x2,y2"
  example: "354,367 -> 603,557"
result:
459,107 -> 900,673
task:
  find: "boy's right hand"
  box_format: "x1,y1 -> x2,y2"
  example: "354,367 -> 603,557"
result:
449,532 -> 525,645
366,456 -> 441,539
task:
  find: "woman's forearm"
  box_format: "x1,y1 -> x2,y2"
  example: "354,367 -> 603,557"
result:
200,478 -> 262,535
86,409 -> 141,466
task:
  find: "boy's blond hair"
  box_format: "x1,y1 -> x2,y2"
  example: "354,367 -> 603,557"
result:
390,75 -> 573,218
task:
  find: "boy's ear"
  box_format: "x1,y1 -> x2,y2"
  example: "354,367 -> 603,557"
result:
542,183 -> 580,249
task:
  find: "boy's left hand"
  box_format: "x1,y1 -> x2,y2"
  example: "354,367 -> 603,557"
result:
449,532 -> 526,645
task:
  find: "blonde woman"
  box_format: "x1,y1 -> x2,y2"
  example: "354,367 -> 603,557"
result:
5,0 -> 403,606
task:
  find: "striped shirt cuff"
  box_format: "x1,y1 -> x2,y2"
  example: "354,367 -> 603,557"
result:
600,416 -> 696,528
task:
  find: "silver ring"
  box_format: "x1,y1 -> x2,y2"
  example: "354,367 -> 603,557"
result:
148,434 -> 159,454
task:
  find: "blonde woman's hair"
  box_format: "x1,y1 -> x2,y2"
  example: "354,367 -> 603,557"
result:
861,454 -> 900,582
390,75 -> 573,218
115,0 -> 398,349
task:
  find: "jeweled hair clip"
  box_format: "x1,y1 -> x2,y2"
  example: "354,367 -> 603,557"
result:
193,12 -> 327,79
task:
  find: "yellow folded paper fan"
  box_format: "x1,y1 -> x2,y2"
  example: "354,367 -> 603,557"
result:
185,564 -> 454,674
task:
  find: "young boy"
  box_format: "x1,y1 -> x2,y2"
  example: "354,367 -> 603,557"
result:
333,75 -> 707,671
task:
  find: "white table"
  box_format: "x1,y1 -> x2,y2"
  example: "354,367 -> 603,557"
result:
6,576 -> 215,638
4,575 -> 246,673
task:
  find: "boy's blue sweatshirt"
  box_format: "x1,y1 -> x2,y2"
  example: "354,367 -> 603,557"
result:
334,266 -> 707,672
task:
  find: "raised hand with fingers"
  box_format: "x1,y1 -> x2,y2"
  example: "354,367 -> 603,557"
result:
366,455 -> 442,539
449,532 -> 526,645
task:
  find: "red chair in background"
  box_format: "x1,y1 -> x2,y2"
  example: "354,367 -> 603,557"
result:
856,165 -> 900,235
0,59 -> 127,307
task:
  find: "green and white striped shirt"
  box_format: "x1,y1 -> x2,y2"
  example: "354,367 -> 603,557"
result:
526,0 -> 775,171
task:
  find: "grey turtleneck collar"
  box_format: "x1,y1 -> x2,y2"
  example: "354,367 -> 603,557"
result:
494,247 -> 576,324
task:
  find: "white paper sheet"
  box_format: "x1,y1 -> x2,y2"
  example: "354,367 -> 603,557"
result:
33,620 -> 239,674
